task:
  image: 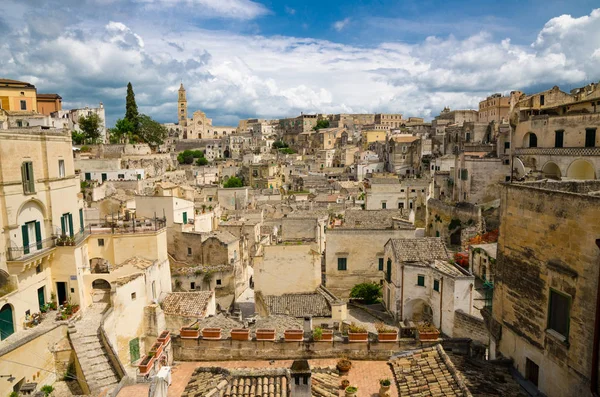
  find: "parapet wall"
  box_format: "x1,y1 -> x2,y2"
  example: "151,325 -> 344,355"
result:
452,310 -> 488,346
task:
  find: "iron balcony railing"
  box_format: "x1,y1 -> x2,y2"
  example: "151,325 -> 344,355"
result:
54,226 -> 92,246
6,237 -> 56,261
513,147 -> 600,156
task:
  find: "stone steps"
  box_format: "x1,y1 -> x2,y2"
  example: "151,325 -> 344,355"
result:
70,303 -> 121,396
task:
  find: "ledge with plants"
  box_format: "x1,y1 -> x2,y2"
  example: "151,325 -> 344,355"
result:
347,323 -> 368,342
375,322 -> 398,343
180,323 -> 200,339
313,326 -> 333,342
417,322 -> 440,341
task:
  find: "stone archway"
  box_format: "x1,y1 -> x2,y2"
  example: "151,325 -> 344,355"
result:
542,161 -> 562,180
567,159 -> 596,180
91,278 -> 111,303
404,298 -> 433,323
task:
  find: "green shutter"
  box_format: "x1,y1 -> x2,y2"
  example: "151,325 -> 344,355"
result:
60,216 -> 66,236
21,163 -> 27,193
34,221 -> 42,250
22,224 -> 30,254
27,162 -> 34,193
85,172 -> 91,180
68,214 -> 74,237
182,212 -> 187,224
79,209 -> 84,232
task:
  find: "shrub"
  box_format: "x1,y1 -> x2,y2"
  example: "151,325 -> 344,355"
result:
349,282 -> 382,304
313,327 -> 323,341
41,385 -> 54,396
345,386 -> 358,393
223,176 -> 243,188
380,378 -> 391,386
80,145 -> 91,152
348,323 -> 367,333
375,322 -> 396,333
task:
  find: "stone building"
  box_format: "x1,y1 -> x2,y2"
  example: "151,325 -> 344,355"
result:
324,210 -> 416,298
478,93 -> 510,124
382,238 -> 475,336
364,177 -> 428,211
36,93 -> 62,116
384,135 -> 422,175
510,83 -> 600,181
0,79 -> 38,112
486,180 -> 600,397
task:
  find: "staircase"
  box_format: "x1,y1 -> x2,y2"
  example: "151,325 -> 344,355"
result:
69,302 -> 120,395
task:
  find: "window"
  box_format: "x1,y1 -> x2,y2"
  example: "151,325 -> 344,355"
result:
398,202 -> 404,209
190,282 -> 195,290
378,258 -> 384,271
433,279 -> 439,292
58,160 -> 65,178
117,174 -> 125,179
337,257 -> 347,271
85,172 -> 91,181
36,264 -> 43,274
585,128 -> 597,148
555,130 -> 564,148
540,95 -> 545,106
61,213 -> 74,237
187,247 -> 192,256
70,288 -> 75,293
21,161 -> 35,194
131,292 -> 136,300
528,133 -> 538,148
526,358 -> 539,387
20,100 -> 26,110
216,279 -> 222,285
381,202 -> 386,209
417,275 -> 425,287
548,289 -> 570,339
98,238 -> 105,246
386,259 -> 392,283
503,159 -> 510,165
505,176 -> 511,182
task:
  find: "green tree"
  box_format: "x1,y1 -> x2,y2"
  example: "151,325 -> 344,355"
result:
272,140 -> 288,149
279,147 -> 296,154
196,157 -> 208,166
312,119 -> 330,131
78,113 -> 102,143
137,114 -> 167,146
109,118 -> 135,143
349,282 -> 382,304
125,82 -> 139,132
177,150 -> 204,164
223,176 -> 243,188
71,130 -> 85,145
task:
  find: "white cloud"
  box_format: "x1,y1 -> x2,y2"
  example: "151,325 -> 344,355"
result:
135,0 -> 270,20
2,7 -> 600,127
285,6 -> 296,15
333,18 -> 350,32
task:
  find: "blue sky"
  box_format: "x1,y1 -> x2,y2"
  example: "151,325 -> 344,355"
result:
1,0 -> 600,127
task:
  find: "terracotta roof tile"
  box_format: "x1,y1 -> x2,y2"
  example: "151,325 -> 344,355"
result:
161,292 -> 213,317
389,238 -> 450,262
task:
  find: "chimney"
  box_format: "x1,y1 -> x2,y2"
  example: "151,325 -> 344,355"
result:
303,316 -> 312,336
290,360 -> 311,397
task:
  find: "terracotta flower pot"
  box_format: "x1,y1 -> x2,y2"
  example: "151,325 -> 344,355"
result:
138,355 -> 155,374
180,327 -> 200,339
284,329 -> 304,342
337,360 -> 352,373
348,331 -> 368,342
319,330 -> 334,341
231,328 -> 250,341
418,330 -> 440,341
202,327 -> 222,340
378,330 -> 398,342
158,331 -> 171,345
256,328 -> 276,341
341,379 -> 350,389
149,341 -> 163,357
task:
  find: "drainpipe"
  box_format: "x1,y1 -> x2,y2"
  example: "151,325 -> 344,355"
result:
439,278 -> 444,331
591,239 -> 600,396
400,266 -> 404,321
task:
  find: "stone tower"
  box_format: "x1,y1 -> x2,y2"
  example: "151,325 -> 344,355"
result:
178,83 -> 188,128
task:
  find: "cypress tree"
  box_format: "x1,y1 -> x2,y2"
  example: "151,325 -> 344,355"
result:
125,82 -> 139,132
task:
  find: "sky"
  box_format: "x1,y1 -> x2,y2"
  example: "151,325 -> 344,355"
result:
1,0 -> 600,127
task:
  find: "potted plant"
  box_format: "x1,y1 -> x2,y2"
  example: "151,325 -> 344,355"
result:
149,341 -> 163,357
158,330 -> 171,345
231,328 -> 250,341
336,358 -> 352,374
417,322 -> 440,341
341,379 -> 350,389
284,329 -> 304,342
202,327 -> 222,340
255,328 -> 276,341
138,354 -> 155,374
180,323 -> 200,339
313,326 -> 333,342
379,378 -> 391,396
345,386 -> 358,397
348,323 -> 368,342
376,322 -> 398,342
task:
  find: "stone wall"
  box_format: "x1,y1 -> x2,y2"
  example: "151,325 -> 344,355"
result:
121,154 -> 176,178
492,182 -> 600,397
426,199 -> 479,245
175,139 -> 206,152
452,310 -> 488,345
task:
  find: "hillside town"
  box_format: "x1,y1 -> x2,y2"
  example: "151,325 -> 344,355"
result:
0,72 -> 599,397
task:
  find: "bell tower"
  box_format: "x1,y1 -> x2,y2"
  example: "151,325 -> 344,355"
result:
178,83 -> 188,128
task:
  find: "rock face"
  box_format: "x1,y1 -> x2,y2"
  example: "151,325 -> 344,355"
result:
121,154 -> 176,178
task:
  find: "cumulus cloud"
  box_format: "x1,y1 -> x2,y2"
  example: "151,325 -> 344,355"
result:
1,3 -> 599,127
333,18 -> 350,32
135,0 -> 270,20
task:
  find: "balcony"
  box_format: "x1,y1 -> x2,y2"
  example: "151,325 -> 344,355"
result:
6,237 -> 56,273
513,147 -> 600,156
88,217 -> 167,235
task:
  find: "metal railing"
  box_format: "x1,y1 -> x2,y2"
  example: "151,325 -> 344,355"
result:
6,237 -> 56,261
514,147 -> 600,156
54,226 -> 92,246
88,216 -> 167,235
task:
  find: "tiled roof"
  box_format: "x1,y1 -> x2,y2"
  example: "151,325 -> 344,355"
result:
182,367 -> 339,397
161,292 -> 213,317
117,256 -> 154,270
391,135 -> 421,143
430,259 -> 467,278
263,290 -> 332,318
202,230 -> 239,245
0,79 -> 34,87
341,210 -> 413,230
389,238 -> 450,263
